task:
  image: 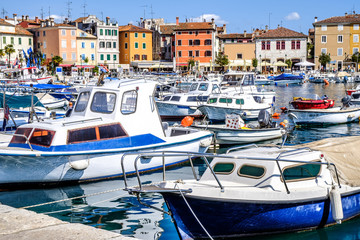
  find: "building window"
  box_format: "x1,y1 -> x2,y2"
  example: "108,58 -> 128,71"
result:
106,42 -> 111,48
91,42 -> 95,49
71,30 -> 75,36
276,41 -> 280,50
178,51 -> 182,57
113,42 -> 116,48
18,38 -> 21,45
134,54 -> 140,60
114,30 -> 117,36
142,43 -> 146,49
178,40 -> 182,46
194,39 -> 200,45
321,25 -> 327,31
125,33 -> 128,38
291,41 -> 295,49
70,40 -> 75,48
81,42 -> 85,48
205,39 -> 212,45
37,43 -> 40,48
354,34 -> 359,43
353,48 -> 359,54
354,24 -> 360,30
100,29 -> 103,35
100,54 -> 104,60
189,40 -> 193,46
189,51 -> 193,57
338,24 -> 343,31
338,35 -> 343,43
107,54 -> 110,61
43,31 -> 46,36
195,50 -> 199,57
71,53 -> 76,60
142,33 -> 146,38
43,41 -> 46,49
281,41 -> 285,49
321,48 -> 327,54
29,38 -> 31,45
321,35 -> 327,43
261,41 -> 266,50
135,32 -> 138,38
36,32 -> 40,37
61,40 -> 67,48
337,48 -> 343,56
2,37 -> 5,44
125,43 -> 128,49
105,29 -> 108,36
142,54 -> 147,60
266,41 -> 270,50
61,29 -> 66,36
296,41 -> 300,49
237,53 -> 242,59
205,51 -> 212,57
135,42 -> 138,48
99,41 -> 105,48
11,37 -> 14,44
62,53 -> 66,60
113,54 -> 117,61
91,54 -> 95,61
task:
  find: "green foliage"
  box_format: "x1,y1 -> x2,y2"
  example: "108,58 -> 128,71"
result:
215,52 -> 229,71
318,53 -> 331,68
0,49 -> 5,58
285,59 -> 292,68
93,66 -> 99,74
351,52 -> 360,63
252,58 -> 258,68
4,44 -> 15,67
187,58 -> 195,69
47,56 -> 63,75
307,42 -> 314,59
84,57 -> 89,63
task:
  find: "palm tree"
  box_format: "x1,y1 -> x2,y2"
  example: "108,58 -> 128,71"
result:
215,52 -> 229,73
4,44 -> 15,68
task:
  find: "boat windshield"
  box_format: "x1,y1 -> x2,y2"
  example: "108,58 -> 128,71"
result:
74,91 -> 90,112
90,92 -> 116,114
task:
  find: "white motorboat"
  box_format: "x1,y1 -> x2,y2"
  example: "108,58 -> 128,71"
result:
0,79 -> 213,188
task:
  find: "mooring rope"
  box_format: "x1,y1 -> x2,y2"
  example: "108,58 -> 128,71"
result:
19,187 -> 124,209
175,183 -> 213,240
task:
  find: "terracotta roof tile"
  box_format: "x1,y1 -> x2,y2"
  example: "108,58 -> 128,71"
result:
218,33 -> 252,39
74,17 -> 87,23
0,18 -> 14,26
0,25 -> 33,36
256,27 -> 307,39
54,23 -> 77,28
118,24 -> 152,33
314,14 -> 360,25
160,24 -> 177,35
173,22 -> 215,31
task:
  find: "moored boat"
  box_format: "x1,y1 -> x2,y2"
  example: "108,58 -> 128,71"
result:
290,95 -> 335,109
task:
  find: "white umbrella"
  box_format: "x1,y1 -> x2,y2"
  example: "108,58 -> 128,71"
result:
273,61 -> 288,67
294,61 -> 315,67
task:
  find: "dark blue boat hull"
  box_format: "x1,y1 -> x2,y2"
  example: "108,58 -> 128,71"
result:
163,190 -> 360,239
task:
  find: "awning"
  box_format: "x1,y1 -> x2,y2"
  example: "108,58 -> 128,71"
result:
273,61 -> 288,67
76,65 -> 95,68
294,61 -> 315,67
59,64 -> 73,67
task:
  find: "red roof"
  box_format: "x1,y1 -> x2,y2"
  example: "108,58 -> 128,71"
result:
174,22 -> 215,31
160,24 -> 177,35
314,14 -> 360,25
256,27 -> 307,39
118,24 -> 152,33
218,33 -> 252,39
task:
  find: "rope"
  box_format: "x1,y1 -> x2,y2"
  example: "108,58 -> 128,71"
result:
175,184 -> 213,240
19,187 -> 124,210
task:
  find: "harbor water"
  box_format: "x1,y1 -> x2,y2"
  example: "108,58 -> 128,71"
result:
2,82 -> 360,239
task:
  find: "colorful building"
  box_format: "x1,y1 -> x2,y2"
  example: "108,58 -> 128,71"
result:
76,29 -> 97,67
118,24 -> 153,66
313,13 -> 360,71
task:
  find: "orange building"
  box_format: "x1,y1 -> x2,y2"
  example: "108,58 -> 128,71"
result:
32,18 -> 78,64
118,24 -> 153,65
173,17 -> 217,69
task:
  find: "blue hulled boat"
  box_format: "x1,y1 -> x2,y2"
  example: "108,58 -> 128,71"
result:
270,73 -> 304,85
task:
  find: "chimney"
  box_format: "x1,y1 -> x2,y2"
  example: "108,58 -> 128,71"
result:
211,18 -> 214,24
25,15 -> 29,20
13,14 -> 17,23
64,18 -> 68,24
176,16 -> 179,25
314,16 -> 318,22
5,16 -> 8,19
106,16 -> 110,25
22,15 -> 24,21
223,24 -> 226,34
35,16 -> 39,23
278,24 -> 280,28
265,25 -> 268,31
140,17 -> 143,27
244,30 -> 247,37
50,17 -> 54,26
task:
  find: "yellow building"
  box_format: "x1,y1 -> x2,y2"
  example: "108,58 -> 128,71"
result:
118,24 -> 152,65
76,29 -> 97,66
313,13 -> 360,71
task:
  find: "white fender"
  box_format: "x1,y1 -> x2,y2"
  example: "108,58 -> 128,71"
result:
330,185 -> 343,224
69,160 -> 89,170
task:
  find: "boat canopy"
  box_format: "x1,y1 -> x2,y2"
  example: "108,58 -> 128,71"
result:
19,84 -> 71,90
270,73 -> 304,80
0,93 -> 44,108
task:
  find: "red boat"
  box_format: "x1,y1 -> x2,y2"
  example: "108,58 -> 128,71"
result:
290,96 -> 335,109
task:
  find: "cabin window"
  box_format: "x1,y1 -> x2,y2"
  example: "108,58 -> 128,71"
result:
121,90 -> 137,114
235,99 -> 245,105
75,91 -> 90,112
170,96 -> 181,101
10,128 -> 55,147
189,83 -> 199,91
198,83 -> 209,91
91,92 -> 116,113
282,162 -> 321,181
219,98 -> 232,103
163,96 -> 171,101
68,123 -> 127,144
213,162 -> 235,174
208,98 -> 217,104
187,96 -> 208,102
242,74 -> 254,85
238,164 -> 265,178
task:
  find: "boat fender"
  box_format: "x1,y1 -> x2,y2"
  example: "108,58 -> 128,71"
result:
69,160 -> 89,170
330,185 -> 343,224
200,137 -> 212,147
279,122 -> 286,127
181,116 -> 194,127
272,112 -> 280,118
324,79 -> 329,85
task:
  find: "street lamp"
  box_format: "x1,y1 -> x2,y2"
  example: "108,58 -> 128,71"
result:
80,55 -> 83,76
259,54 -> 262,73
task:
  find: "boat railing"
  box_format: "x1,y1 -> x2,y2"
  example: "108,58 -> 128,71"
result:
226,144 -> 259,153
122,149 -> 341,196
0,132 -> 34,151
62,117 -> 103,126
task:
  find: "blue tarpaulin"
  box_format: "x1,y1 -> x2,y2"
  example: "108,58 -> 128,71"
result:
19,84 -> 71,90
269,73 -> 304,80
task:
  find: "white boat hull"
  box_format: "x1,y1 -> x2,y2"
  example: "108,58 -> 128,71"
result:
156,101 -> 202,119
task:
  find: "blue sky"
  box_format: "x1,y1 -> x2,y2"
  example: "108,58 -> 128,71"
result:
1,0 -> 359,34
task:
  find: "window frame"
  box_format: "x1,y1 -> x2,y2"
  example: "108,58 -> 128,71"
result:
238,164 -> 266,179
90,91 -> 117,114
121,90 -> 138,115
281,161 -> 322,182
213,162 -> 235,175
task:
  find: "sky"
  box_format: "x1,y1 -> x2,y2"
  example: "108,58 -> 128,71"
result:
0,0 -> 359,34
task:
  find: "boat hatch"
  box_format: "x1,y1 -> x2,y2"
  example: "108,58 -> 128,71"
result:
11,128 -> 56,147
68,123 -> 128,144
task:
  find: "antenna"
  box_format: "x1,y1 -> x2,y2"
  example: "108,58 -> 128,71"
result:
269,12 -> 272,29
150,4 -> 155,19
82,1 -> 87,18
48,6 -> 51,19
66,1 -> 72,20
1,8 -> 8,19
100,11 -> 103,22
40,7 -> 44,19
140,5 -> 148,19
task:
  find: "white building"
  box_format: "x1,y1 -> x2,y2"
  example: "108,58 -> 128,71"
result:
0,18 -> 33,66
255,26 -> 308,72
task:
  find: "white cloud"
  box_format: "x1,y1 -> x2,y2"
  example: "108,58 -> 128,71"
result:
49,14 -> 63,22
190,14 -> 228,25
285,12 -> 300,21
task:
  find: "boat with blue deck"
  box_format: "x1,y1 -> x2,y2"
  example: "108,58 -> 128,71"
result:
270,73 -> 304,85
126,136 -> 360,239
0,79 -> 212,188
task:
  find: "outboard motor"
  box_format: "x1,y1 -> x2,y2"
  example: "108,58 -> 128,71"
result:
258,109 -> 271,128
341,95 -> 351,108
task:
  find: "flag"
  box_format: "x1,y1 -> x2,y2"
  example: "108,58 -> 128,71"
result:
27,47 -> 33,55
22,49 -> 27,60
2,105 -> 9,131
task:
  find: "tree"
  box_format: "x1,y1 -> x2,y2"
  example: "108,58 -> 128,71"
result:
48,56 -> 63,75
187,58 -> 195,71
318,53 -> 331,71
84,57 -> 89,64
0,49 -> 5,59
285,59 -> 292,69
4,44 -> 15,67
307,42 -> 314,59
252,58 -> 258,70
215,52 -> 229,72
